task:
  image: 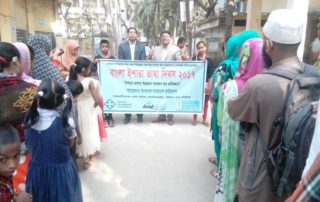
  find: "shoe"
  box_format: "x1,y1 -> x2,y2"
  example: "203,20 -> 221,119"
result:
210,168 -> 218,177
123,118 -> 130,124
152,117 -> 166,123
191,119 -> 197,125
137,117 -> 143,123
104,120 -> 109,128
208,157 -> 217,165
109,120 -> 115,127
168,120 -> 174,125
202,120 -> 209,127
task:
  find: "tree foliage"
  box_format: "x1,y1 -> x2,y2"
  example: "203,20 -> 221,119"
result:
194,0 -> 218,17
133,0 -> 180,43
58,1 -> 108,38
133,0 -> 218,43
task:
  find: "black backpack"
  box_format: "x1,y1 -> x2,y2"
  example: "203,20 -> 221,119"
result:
258,63 -> 320,197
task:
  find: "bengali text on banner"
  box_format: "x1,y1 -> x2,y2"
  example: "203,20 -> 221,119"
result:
98,60 -> 207,113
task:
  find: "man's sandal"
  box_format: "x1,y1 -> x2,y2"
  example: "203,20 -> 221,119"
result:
210,168 -> 218,177
191,120 -> 197,125
202,120 -> 209,127
208,157 -> 217,165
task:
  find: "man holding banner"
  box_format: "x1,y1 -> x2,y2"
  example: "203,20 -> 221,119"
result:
118,27 -> 146,124
150,31 -> 182,125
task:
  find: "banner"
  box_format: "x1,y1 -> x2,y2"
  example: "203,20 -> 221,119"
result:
98,60 -> 207,113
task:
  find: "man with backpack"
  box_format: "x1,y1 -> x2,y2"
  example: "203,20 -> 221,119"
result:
227,9 -> 314,202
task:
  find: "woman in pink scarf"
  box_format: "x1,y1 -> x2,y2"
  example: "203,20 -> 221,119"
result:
234,38 -> 265,92
61,40 -> 80,79
14,42 -> 41,86
214,38 -> 265,202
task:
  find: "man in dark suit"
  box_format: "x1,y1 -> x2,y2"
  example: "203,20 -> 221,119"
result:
118,27 -> 146,124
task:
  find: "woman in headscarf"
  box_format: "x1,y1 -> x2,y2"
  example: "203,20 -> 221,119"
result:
215,38 -> 265,202
61,40 -> 80,78
210,35 -> 240,177
28,34 -> 77,136
13,42 -> 41,86
210,30 -> 260,176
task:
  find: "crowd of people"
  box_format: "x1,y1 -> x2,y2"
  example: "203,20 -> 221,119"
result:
0,7 -> 320,202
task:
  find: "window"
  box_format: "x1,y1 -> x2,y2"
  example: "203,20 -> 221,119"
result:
16,29 -> 28,43
234,20 -> 246,27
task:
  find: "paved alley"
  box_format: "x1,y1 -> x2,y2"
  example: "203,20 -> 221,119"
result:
79,114 -> 216,202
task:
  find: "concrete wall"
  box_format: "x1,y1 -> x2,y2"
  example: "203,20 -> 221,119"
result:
31,0 -> 56,33
0,0 -> 56,42
309,0 -> 320,12
15,0 -> 28,30
0,0 -> 16,41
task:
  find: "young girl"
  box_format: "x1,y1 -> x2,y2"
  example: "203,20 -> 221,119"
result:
0,125 -> 32,202
192,41 -> 214,126
66,80 -> 84,168
69,56 -> 100,169
24,79 -> 82,202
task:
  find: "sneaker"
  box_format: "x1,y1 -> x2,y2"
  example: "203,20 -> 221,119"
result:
123,118 -> 130,124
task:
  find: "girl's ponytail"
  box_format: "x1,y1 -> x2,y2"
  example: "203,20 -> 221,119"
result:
24,94 -> 40,127
69,64 -> 78,80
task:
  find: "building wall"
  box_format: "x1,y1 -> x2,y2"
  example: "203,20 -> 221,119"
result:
15,0 -> 28,30
262,0 -> 287,13
262,0 -> 320,12
0,0 -> 56,42
28,0 -> 56,33
309,0 -> 320,12
196,0 -> 319,56
0,0 -> 16,41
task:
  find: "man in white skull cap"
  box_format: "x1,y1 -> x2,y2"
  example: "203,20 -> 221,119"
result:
227,9 -> 305,202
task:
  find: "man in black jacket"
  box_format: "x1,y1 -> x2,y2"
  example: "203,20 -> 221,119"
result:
118,27 -> 146,124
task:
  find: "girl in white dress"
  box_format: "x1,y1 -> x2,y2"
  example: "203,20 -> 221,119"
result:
69,56 -> 100,169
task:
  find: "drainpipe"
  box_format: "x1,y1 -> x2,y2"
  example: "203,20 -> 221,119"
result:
25,0 -> 30,37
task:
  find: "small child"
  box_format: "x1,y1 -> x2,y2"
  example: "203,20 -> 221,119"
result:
66,80 -> 84,166
0,125 -> 32,202
92,39 -> 116,127
69,57 -> 101,170
24,78 -> 82,202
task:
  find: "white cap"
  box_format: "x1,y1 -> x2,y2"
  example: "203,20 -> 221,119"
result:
263,9 -> 304,44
